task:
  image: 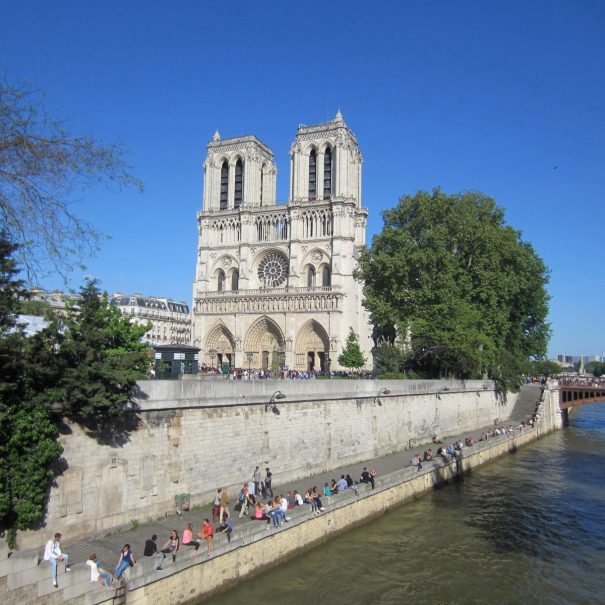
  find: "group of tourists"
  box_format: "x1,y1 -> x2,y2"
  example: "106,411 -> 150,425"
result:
46,412 -> 544,591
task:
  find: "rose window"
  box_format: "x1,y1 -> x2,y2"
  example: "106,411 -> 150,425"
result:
258,253 -> 288,288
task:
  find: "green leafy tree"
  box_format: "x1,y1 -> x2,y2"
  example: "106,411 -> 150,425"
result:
356,188 -> 550,391
0,237 -> 63,547
54,280 -> 151,443
338,327 -> 367,373
373,344 -> 406,378
529,359 -> 562,377
0,77 -> 142,282
586,361 -> 605,377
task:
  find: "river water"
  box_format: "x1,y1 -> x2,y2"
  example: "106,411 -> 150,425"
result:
203,404 -> 605,605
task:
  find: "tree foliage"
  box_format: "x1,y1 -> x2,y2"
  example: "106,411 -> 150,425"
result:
529,359 -> 562,377
338,327 -> 367,372
0,77 -> 142,282
356,188 -> 550,390
586,361 -> 605,377
0,236 -> 62,546
51,280 -> 151,443
0,241 -> 151,544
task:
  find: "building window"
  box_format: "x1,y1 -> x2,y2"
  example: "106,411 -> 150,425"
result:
322,265 -> 331,287
234,159 -> 243,208
323,147 -> 332,198
307,266 -> 316,288
231,270 -> 239,291
258,252 -> 288,288
308,149 -> 317,200
217,270 -> 226,291
220,161 -> 229,210
260,163 -> 265,206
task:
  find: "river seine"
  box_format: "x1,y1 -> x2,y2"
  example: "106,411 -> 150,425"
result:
204,404 -> 605,605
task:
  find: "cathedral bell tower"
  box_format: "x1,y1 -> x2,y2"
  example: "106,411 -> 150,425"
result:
192,112 -> 371,372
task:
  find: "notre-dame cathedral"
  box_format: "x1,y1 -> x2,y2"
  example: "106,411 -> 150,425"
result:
191,112 -> 371,372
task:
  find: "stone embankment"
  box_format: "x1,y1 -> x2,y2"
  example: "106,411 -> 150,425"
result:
0,384 -> 561,605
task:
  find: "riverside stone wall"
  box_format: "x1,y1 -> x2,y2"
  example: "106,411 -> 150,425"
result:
19,379 -> 515,550
1,384 -> 563,605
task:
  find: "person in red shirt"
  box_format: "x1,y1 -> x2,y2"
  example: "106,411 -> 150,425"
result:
197,519 -> 214,556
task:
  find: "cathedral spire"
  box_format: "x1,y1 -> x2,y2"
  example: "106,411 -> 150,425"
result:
334,109 -> 345,125
213,129 -> 221,141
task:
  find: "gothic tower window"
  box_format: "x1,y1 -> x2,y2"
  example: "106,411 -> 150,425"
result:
308,149 -> 317,200
323,147 -> 332,198
217,270 -> 226,292
220,161 -> 229,210
322,265 -> 331,287
234,159 -> 243,208
260,163 -> 265,206
307,266 -> 316,288
231,270 -> 239,291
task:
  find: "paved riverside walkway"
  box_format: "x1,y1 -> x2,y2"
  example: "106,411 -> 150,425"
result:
48,419 -> 539,577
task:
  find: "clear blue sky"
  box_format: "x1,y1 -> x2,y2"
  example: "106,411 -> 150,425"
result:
2,0 -> 604,358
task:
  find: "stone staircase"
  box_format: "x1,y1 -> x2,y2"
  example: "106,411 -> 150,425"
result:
508,384 -> 543,423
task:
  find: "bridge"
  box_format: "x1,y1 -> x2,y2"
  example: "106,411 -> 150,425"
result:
558,381 -> 605,409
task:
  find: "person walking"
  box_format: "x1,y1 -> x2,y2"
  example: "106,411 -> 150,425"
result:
253,466 -> 261,496
264,467 -> 274,498
219,487 -> 230,523
43,533 -> 70,588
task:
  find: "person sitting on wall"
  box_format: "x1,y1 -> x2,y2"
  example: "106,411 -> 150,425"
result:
160,531 -> 179,562
293,490 -> 304,506
423,449 -> 433,461
87,554 -> 113,588
345,474 -> 359,495
411,454 -> 423,471
324,482 -> 332,496
218,517 -> 233,542
336,475 -> 348,493
437,447 -> 450,462
143,534 -> 165,569
432,435 -> 443,444
253,501 -> 270,525
465,436 -> 475,447
330,479 -> 339,494
360,467 -> 375,489
198,519 -> 214,555
181,523 -> 201,556
312,486 -> 325,511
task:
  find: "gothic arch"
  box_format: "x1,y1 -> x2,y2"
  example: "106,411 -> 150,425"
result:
244,316 -> 285,369
211,254 -> 238,274
294,320 -> 330,371
300,247 -> 330,272
244,316 -> 285,352
205,321 -> 236,353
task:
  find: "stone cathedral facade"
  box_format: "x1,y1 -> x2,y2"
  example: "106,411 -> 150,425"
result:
191,112 -> 371,372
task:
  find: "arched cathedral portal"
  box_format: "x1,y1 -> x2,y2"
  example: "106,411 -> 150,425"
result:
243,316 -> 285,371
295,320 -> 329,372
